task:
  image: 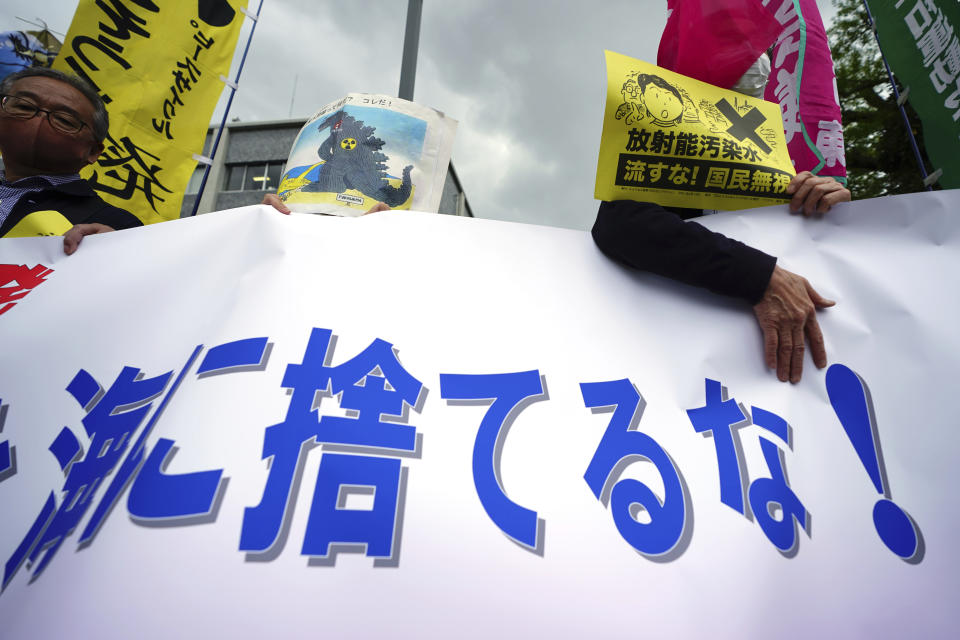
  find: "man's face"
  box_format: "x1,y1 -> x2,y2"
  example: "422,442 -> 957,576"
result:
0,76 -> 104,175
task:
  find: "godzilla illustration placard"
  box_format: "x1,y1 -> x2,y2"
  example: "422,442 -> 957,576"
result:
279,94 -> 457,216
595,51 -> 795,211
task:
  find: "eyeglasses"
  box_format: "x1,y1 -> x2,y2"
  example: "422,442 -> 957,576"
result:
0,94 -> 91,135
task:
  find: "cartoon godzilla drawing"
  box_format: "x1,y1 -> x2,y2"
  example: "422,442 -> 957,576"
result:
300,110 -> 413,207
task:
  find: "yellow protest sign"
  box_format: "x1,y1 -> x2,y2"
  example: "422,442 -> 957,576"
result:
52,0 -> 248,224
595,50 -> 795,211
4,210 -> 73,238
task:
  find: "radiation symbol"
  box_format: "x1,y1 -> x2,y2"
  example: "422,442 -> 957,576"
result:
340,138 -> 358,150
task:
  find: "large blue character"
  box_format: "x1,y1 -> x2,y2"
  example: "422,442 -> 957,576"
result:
2,338 -> 264,588
3,365 -> 174,585
0,398 -> 12,483
581,379 -> 688,558
439,370 -> 547,552
127,338 -> 270,522
686,378 -> 808,553
0,438 -> 10,480
241,328 -> 423,564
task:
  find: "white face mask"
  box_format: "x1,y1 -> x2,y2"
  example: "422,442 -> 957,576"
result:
731,53 -> 771,99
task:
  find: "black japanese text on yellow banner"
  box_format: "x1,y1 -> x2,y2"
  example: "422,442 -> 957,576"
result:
52,0 -> 248,224
595,50 -> 795,211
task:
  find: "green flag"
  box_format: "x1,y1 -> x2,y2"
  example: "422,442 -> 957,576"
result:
870,0 -> 960,187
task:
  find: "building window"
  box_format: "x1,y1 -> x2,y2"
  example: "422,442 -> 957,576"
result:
266,162 -> 283,191
224,161 -> 286,192
225,164 -> 245,191
245,163 -> 267,190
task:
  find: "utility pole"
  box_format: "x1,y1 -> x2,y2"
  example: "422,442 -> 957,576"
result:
398,0 -> 423,101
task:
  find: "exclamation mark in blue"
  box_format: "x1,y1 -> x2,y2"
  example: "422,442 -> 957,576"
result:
825,364 -> 922,560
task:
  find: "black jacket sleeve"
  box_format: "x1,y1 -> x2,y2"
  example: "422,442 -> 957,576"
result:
89,202 -> 143,231
592,200 -> 776,304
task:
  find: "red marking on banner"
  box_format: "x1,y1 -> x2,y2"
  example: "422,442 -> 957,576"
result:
0,264 -> 54,316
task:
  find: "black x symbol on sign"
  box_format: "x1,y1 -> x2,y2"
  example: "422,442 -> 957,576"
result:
716,98 -> 772,155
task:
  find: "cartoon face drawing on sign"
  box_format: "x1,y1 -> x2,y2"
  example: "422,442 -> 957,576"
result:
615,73 -> 698,128
639,75 -> 684,125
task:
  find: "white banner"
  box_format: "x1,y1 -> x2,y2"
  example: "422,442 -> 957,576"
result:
0,191 -> 956,638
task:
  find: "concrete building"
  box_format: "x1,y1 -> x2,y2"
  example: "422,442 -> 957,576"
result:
180,118 -> 472,218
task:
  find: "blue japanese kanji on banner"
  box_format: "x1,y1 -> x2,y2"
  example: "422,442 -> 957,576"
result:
241,328 -> 424,564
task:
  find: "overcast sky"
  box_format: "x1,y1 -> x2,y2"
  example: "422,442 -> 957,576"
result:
1,1 -> 840,230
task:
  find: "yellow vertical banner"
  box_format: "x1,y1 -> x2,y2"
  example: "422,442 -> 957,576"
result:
595,50 -> 795,211
52,0 -> 248,224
